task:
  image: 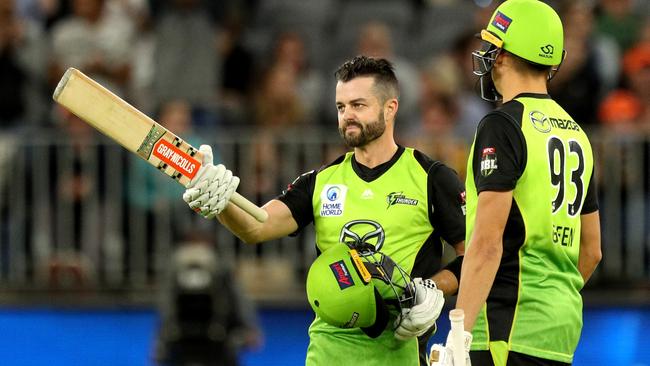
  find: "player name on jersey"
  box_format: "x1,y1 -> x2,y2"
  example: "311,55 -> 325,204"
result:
552,224 -> 574,247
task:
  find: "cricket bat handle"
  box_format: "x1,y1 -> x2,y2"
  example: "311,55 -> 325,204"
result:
230,193 -> 268,222
192,150 -> 267,223
450,309 -> 465,366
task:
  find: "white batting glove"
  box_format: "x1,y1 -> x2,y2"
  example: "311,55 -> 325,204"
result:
429,330 -> 472,366
182,145 -> 240,219
394,278 -> 445,340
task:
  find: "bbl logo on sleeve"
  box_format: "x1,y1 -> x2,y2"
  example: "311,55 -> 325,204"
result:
320,184 -> 347,217
480,147 -> 498,177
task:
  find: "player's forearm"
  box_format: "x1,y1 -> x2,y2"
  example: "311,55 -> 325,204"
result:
432,244 -> 465,295
217,199 -> 298,244
430,269 -> 458,296
217,203 -> 266,244
578,250 -> 600,284
578,211 -> 602,284
455,239 -> 502,331
578,238 -> 601,284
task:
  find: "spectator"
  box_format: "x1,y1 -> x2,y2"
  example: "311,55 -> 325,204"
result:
417,56 -> 461,138
549,0 -> 616,127
598,34 -> 650,133
217,16 -> 255,125
48,0 -> 135,98
449,31 -> 492,143
406,55 -> 468,176
152,0 -> 219,120
17,0 -> 72,30
123,0 -> 157,115
595,0 -> 645,52
407,55 -> 460,140
0,0 -> 48,129
154,236 -> 261,366
242,63 -> 306,202
246,44 -> 316,201
355,21 -> 421,127
44,107 -> 107,283
268,31 -> 325,124
596,22 -> 650,277
15,0 -> 55,23
253,64 -> 306,128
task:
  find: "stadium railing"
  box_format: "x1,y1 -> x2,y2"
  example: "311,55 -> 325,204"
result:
0,127 -> 647,306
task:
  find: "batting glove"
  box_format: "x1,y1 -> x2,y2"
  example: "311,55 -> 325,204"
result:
394,278 -> 445,340
183,145 -> 240,219
429,330 -> 472,366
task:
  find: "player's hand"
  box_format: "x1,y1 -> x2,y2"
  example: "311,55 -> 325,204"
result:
394,278 -> 445,340
182,145 -> 240,219
429,330 -> 472,366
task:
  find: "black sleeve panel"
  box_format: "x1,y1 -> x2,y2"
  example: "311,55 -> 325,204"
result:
275,154 -> 348,232
473,102 -> 527,193
442,255 -> 463,283
429,163 -> 466,245
581,165 -> 599,214
276,169 -> 316,232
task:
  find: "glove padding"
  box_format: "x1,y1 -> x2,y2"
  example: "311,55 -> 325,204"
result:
394,278 -> 445,340
182,145 -> 240,219
429,329 -> 472,366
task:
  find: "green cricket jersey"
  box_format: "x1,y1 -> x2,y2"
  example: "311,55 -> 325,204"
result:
277,146 -> 466,366
465,93 -> 598,364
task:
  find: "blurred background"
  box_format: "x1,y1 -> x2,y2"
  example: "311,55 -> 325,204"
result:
0,0 -> 648,365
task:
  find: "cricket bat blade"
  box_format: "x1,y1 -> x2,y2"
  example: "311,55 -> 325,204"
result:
53,67 -> 268,223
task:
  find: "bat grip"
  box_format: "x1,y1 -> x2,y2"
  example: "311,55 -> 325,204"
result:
450,309 -> 466,366
231,192 -> 268,223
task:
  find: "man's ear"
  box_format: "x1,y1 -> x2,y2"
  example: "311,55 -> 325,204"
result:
384,98 -> 398,121
494,49 -> 507,68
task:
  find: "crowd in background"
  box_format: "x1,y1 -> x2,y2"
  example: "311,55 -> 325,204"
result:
0,0 -> 649,290
0,0 -> 648,141
0,2 -> 647,361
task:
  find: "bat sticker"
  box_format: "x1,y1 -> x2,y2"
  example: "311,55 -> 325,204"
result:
153,139 -> 200,179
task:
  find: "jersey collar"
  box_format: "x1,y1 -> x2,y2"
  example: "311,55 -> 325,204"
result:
514,92 -> 551,99
352,145 -> 405,183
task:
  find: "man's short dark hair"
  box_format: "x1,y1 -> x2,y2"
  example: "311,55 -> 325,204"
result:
508,51 -> 553,76
334,55 -> 400,102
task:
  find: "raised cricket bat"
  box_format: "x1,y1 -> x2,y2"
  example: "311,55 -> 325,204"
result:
53,67 -> 268,223
449,309 -> 466,366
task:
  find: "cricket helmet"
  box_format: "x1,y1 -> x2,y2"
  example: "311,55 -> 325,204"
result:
485,0 -> 563,65
473,0 -> 565,101
306,241 -> 415,338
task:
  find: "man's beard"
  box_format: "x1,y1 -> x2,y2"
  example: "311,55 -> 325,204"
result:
338,113 -> 386,148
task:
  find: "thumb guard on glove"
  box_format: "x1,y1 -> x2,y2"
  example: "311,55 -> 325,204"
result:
186,144 -> 215,189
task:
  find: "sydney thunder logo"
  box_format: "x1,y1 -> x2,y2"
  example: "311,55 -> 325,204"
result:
386,192 -> 418,208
